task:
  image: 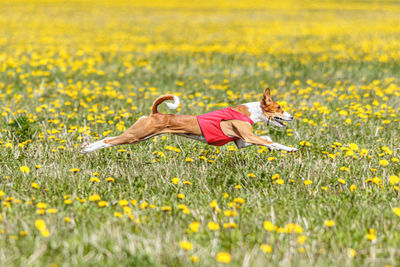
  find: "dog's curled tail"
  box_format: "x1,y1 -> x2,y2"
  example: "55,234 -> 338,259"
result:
151,94 -> 180,114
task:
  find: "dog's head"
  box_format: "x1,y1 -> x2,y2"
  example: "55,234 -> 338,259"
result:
260,88 -> 294,128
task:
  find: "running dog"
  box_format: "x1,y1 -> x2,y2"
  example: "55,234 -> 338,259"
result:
81,88 -> 297,153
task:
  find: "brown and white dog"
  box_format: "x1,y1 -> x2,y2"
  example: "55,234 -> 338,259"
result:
81,88 -> 297,153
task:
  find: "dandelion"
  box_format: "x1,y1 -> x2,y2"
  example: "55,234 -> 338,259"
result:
299,141 -> 311,147
276,179 -> 284,185
31,183 -> 40,189
106,177 -> 115,183
304,180 -> 313,186
89,194 -> 101,202
348,248 -> 356,257
216,252 -> 231,263
324,220 -> 335,227
297,235 -> 307,244
263,221 -> 274,231
207,222 -> 220,231
366,229 -> 376,241
185,158 -> 193,162
271,174 -> 280,180
161,206 -> 171,211
70,168 -> 80,173
189,222 -> 200,232
179,241 -> 193,250
350,184 -> 357,192
98,201 -> 108,207
260,244 -> 272,253
190,255 -> 199,262
177,193 -> 185,199
172,177 -> 180,184
393,207 -> 400,217
90,177 -> 100,182
379,159 -> 389,166
118,199 -> 129,206
389,175 -> 399,185
247,173 -> 256,178
233,197 -> 245,204
338,178 -> 346,184
20,166 -> 30,174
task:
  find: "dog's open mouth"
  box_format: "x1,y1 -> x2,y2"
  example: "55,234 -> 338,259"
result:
273,116 -> 292,127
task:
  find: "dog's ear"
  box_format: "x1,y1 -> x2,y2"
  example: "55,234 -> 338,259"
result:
262,87 -> 272,106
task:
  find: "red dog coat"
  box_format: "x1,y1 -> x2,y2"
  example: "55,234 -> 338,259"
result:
197,108 -> 254,146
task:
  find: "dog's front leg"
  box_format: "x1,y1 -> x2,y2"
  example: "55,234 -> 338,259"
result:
235,136 -> 272,149
224,120 -> 297,152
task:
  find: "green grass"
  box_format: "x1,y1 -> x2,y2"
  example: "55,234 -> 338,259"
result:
1,1 -> 400,266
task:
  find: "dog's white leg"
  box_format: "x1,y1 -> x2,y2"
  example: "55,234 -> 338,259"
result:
235,136 -> 272,149
81,137 -> 116,154
265,142 -> 298,152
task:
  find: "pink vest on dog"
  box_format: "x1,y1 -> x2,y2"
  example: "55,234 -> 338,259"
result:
197,108 -> 254,146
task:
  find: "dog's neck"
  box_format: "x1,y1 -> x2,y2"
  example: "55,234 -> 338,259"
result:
241,102 -> 264,124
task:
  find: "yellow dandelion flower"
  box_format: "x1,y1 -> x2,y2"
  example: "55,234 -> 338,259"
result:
348,248 -> 356,257
338,178 -> 346,184
179,241 -> 192,250
31,183 -> 40,189
276,179 -> 284,185
185,158 -> 194,162
207,222 -> 220,231
118,199 -> 129,206
172,177 -> 180,184
106,177 -> 115,183
190,255 -> 199,262
161,206 -> 171,211
233,197 -> 245,204
177,193 -> 185,199
393,207 -> 400,217
89,194 -> 101,202
324,220 -> 335,227
70,168 -> 80,173
47,208 -> 57,214
379,159 -> 389,166
350,184 -> 357,192
389,175 -> 399,185
247,173 -> 256,178
297,235 -> 307,244
260,244 -> 272,253
20,166 -> 30,174
216,252 -> 231,263
36,202 -> 47,209
304,180 -> 312,185
90,177 -> 100,183
34,219 -> 47,231
189,222 -> 200,232
98,201 -> 108,207
263,221 -> 274,231
271,174 -> 280,180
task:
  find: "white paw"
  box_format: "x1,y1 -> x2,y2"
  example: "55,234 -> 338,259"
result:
267,143 -> 297,152
80,139 -> 112,154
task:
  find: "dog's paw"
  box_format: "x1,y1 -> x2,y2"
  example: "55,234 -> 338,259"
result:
267,143 -> 297,152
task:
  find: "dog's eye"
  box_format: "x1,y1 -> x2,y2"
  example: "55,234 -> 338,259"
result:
278,106 -> 281,110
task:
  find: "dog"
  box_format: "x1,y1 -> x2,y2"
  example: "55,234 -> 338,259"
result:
81,88 -> 297,153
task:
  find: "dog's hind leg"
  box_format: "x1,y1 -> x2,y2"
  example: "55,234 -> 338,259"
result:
81,116 -> 162,153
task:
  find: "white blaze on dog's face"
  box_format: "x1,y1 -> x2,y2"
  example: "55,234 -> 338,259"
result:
260,88 -> 294,128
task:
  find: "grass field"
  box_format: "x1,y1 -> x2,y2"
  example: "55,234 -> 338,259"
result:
1,0 -> 400,266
